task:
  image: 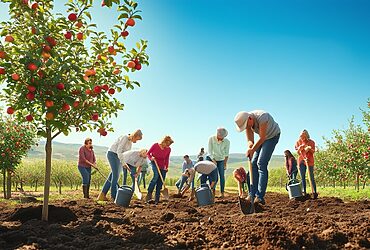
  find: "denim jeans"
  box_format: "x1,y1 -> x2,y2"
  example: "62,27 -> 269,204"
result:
138,171 -> 146,188
248,134 -> 280,202
175,176 -> 188,191
147,161 -> 167,202
102,151 -> 122,199
200,169 -> 219,190
206,156 -> 225,193
299,162 -> 317,194
122,168 -> 128,186
127,164 -> 137,191
78,166 -> 91,185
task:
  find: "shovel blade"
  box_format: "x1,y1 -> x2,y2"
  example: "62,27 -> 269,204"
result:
161,188 -> 169,200
239,197 -> 254,215
134,180 -> 142,200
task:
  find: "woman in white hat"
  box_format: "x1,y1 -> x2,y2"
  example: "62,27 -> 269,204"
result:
234,110 -> 280,207
207,127 -> 230,198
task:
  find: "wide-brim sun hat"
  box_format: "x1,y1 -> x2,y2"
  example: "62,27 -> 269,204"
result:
234,111 -> 251,132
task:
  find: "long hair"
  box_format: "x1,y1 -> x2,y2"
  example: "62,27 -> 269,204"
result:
160,135 -> 174,146
301,129 -> 310,139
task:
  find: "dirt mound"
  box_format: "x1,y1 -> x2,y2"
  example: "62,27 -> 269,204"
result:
0,192 -> 369,249
8,205 -> 77,223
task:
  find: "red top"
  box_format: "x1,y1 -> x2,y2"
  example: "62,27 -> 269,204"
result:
233,167 -> 247,183
147,143 -> 171,170
295,139 -> 315,167
78,146 -> 96,168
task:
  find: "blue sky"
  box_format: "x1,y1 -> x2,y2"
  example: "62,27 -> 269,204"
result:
1,1 -> 369,157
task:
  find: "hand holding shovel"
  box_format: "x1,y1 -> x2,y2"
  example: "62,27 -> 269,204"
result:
122,162 -> 143,200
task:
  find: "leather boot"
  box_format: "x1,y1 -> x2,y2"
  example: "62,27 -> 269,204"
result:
86,184 -> 90,199
97,192 -> 108,201
145,192 -> 152,203
82,185 -> 88,198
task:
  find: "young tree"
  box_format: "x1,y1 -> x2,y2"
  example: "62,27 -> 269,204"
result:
0,0 -> 149,220
0,111 -> 37,199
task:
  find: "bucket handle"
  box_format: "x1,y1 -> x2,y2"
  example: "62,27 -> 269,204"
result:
286,178 -> 300,191
118,185 -> 133,191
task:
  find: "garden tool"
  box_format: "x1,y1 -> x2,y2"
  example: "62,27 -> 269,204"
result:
153,159 -> 169,200
121,162 -> 143,200
239,155 -> 254,214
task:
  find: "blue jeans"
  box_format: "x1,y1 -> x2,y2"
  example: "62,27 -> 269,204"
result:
138,171 -> 146,188
299,162 -> 317,194
102,151 -> 122,199
248,134 -> 280,202
122,168 -> 128,186
206,156 -> 225,193
176,175 -> 188,191
147,161 -> 167,202
78,166 -> 91,185
200,169 -> 219,190
127,164 -> 137,191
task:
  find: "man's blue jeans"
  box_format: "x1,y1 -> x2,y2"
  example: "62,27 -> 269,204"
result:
102,151 -> 122,199
176,175 -> 188,191
206,156 -> 225,193
248,134 -> 280,202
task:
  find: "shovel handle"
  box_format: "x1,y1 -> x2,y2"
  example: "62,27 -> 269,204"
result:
153,159 -> 167,188
248,155 -> 253,186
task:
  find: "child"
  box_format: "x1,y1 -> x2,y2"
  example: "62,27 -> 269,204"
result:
197,147 -> 206,162
284,150 -> 298,181
233,167 -> 249,198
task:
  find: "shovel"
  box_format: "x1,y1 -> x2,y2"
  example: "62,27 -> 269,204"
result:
153,159 -> 169,200
239,155 -> 255,214
122,162 -> 143,200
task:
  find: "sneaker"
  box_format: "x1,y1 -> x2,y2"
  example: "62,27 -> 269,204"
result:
254,197 -> 266,205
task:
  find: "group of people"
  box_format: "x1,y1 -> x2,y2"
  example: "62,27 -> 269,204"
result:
77,110 -> 318,206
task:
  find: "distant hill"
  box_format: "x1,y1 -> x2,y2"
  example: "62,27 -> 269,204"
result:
26,141 -> 285,178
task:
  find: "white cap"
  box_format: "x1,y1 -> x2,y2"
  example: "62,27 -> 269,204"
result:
234,111 -> 251,132
216,127 -> 228,138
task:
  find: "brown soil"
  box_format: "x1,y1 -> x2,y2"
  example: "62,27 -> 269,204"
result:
0,192 -> 369,249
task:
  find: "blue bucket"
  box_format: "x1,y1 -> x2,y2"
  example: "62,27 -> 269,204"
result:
195,183 -> 214,207
114,185 -> 133,207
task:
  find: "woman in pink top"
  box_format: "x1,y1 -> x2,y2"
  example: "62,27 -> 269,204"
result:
146,136 -> 174,204
295,129 -> 318,199
78,138 -> 96,199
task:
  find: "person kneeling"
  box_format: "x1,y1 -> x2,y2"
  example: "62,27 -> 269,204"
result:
233,167 -> 250,198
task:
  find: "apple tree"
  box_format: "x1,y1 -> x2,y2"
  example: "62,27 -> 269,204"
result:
0,111 -> 37,199
0,0 -> 149,220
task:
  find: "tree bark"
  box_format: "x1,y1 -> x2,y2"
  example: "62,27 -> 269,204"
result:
58,180 -> 62,195
6,169 -> 12,199
2,169 -> 6,199
42,128 -> 52,221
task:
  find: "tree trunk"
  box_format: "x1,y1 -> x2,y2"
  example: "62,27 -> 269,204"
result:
42,128 -> 52,221
58,180 -> 62,195
35,180 -> 38,192
356,173 -> 360,192
2,169 -> 6,199
6,169 -> 12,199
363,180 -> 366,189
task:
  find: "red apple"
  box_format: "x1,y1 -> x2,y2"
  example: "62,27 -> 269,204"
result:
5,35 -> 14,43
101,0 -> 105,7
0,51 -> 6,59
45,36 -> 57,47
45,100 -> 54,108
113,68 -> 120,74
26,92 -> 35,100
108,88 -> 115,95
22,0 -> 28,4
56,83 -> 65,90
6,107 -> 15,115
127,61 -> 136,68
31,26 -> 37,34
11,73 -> 20,81
126,18 -> 135,27
0,67 -> 6,75
27,63 -> 38,71
64,31 -> 72,40
31,2 -> 38,10
135,63 -> 142,70
85,89 -> 91,95
73,101 -> 80,108
42,45 -> 51,52
102,84 -> 109,91
68,13 -> 77,21
76,32 -> 83,40
76,21 -> 83,28
108,46 -> 115,54
121,30 -> 129,37
93,85 -> 102,93
26,114 -> 33,121
91,113 -> 99,121
46,112 -> 54,120
62,103 -> 70,111
27,85 -> 36,92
